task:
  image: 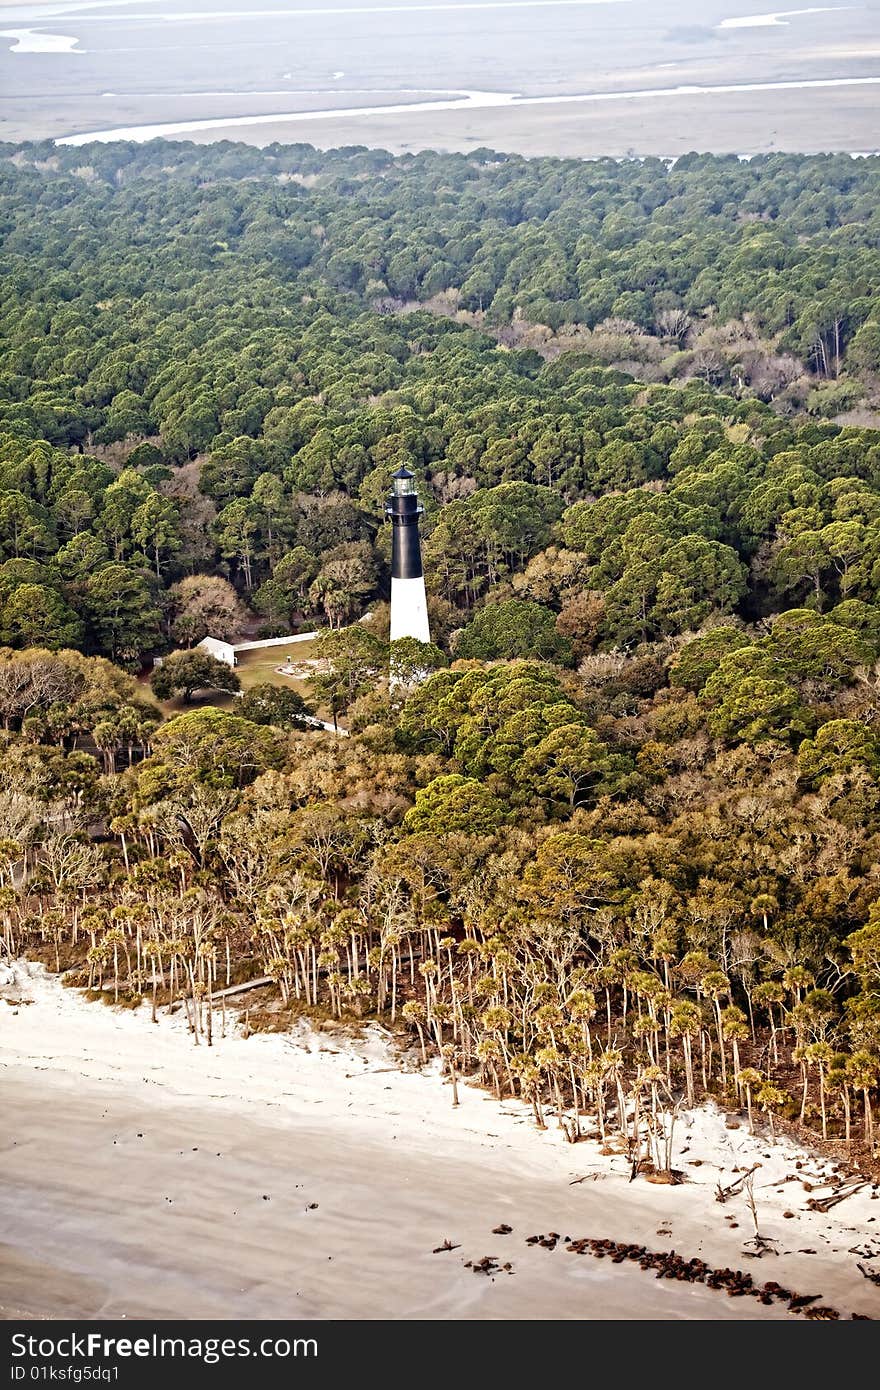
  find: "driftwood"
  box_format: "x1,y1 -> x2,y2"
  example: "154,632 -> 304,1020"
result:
857,1263 -> 880,1286
742,1170 -> 778,1255
714,1163 -> 761,1203
207,975 -> 273,1000
806,1181 -> 868,1214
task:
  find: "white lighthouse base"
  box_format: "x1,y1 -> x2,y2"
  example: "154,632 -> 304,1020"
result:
390,575 -> 431,645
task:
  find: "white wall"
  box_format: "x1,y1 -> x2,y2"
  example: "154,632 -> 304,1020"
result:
234,633 -> 319,653
196,637 -> 236,667
390,577 -> 430,645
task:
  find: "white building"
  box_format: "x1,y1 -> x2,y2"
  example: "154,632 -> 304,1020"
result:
196,636 -> 237,667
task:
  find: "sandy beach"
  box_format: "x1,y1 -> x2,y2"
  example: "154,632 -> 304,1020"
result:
0,962 -> 877,1321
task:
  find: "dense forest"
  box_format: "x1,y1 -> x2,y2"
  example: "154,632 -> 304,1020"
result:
1,141 -> 879,1163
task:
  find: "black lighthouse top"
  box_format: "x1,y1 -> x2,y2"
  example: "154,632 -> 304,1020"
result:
386,467 -> 425,579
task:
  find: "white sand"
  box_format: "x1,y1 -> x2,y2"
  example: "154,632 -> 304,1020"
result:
1,962 -> 878,1320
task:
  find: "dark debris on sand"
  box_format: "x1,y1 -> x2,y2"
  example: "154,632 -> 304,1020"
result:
523,1233 -> 869,1319
465,1255 -> 514,1276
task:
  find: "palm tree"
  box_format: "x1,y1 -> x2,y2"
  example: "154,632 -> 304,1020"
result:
475,1035 -> 503,1100
583,1058 -> 607,1140
513,1056 -> 546,1130
430,998 -> 453,1051
750,893 -> 778,937
143,937 -> 161,1024
633,1013 -> 660,1068
753,979 -> 785,1066
566,986 -> 597,1062
669,999 -> 702,1106
401,999 -> 428,1064
441,1043 -> 460,1107
756,1081 -> 790,1143
846,1051 -> 878,1151
601,1046 -> 628,1142
638,1063 -> 665,1169
783,964 -> 814,1007
826,1054 -> 852,1142
735,1067 -> 762,1134
561,1020 -> 586,1137
721,1006 -> 749,1096
535,1044 -> 569,1134
703,970 -> 731,1087
806,1040 -> 834,1139
86,940 -> 109,991
673,956 -> 713,1086
480,1002 -> 515,1095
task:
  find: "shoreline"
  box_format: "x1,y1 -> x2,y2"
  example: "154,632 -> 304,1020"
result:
1,963 -> 877,1320
55,75 -> 880,147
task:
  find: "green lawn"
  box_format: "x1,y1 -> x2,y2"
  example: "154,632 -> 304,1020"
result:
234,640 -> 320,693
154,639 -> 322,718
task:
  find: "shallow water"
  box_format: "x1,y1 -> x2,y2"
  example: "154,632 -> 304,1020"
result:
56,73 -> 880,144
0,27 -> 82,51
2,0 -> 879,151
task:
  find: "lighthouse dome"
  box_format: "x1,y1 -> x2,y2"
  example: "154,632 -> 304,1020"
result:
391,466 -> 416,495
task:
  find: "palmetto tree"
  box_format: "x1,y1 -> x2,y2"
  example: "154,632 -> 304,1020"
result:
441,1043 -> 460,1107
104,925 -> 127,1003
475,1034 -> 503,1100
633,1012 -> 661,1069
566,985 -> 597,1062
512,1055 -> 546,1130
86,939 -> 109,991
480,1002 -> 515,1095
142,937 -> 162,1023
721,1006 -> 749,1096
600,1046 -> 628,1142
750,893 -> 778,938
535,1044 -> 568,1133
783,964 -> 814,1007
401,998 -> 428,1065
752,979 -> 786,1066
735,1067 -> 762,1135
582,1058 -> 607,1140
806,1040 -> 834,1139
826,1054 -> 853,1142
703,970 -> 731,1087
669,999 -> 702,1106
756,1080 -> 790,1143
677,950 -> 713,1085
846,1051 -> 878,1150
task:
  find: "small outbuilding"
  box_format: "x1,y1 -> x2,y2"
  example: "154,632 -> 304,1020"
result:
196,636 -> 237,667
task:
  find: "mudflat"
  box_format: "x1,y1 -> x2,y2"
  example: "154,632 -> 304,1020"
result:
2,1 -> 879,153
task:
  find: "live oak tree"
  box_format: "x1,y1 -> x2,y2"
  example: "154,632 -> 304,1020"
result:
238,683 -> 313,730
168,576 -> 247,647
150,651 -> 241,705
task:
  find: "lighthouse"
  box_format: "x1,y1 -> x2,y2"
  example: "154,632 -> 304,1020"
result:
386,467 -> 431,646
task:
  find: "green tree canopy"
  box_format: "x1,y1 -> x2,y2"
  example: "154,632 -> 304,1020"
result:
150,650 -> 241,704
